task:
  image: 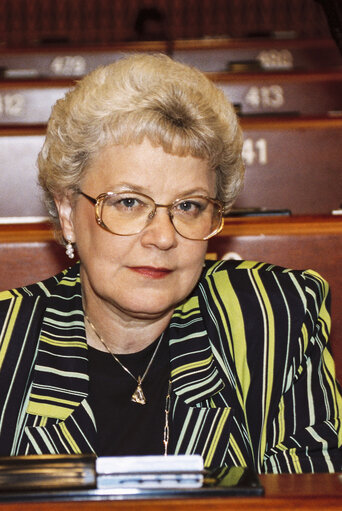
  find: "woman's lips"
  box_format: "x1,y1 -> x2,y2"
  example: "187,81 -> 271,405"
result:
129,266 -> 173,279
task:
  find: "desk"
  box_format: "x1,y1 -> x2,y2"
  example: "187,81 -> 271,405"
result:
0,474 -> 341,510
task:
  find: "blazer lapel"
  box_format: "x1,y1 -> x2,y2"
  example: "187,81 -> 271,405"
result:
21,265 -> 97,455
168,290 -> 235,468
169,294 -> 225,404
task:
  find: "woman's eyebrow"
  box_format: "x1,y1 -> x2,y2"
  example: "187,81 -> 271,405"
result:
105,183 -> 211,196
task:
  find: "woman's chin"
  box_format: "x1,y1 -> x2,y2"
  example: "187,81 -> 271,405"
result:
115,299 -> 176,320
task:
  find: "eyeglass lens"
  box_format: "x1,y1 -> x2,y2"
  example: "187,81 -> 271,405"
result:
98,192 -> 222,240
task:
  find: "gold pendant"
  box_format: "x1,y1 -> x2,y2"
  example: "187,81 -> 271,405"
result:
131,377 -> 146,405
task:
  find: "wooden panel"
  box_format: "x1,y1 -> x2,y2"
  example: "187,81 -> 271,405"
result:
208,215 -> 342,383
2,70 -> 342,125
237,116 -> 342,215
0,38 -> 340,79
0,240 -> 71,290
173,38 -> 342,72
1,117 -> 341,219
0,222 -> 70,290
0,80 -> 70,124
213,71 -> 342,116
0,128 -> 46,218
0,42 -> 169,79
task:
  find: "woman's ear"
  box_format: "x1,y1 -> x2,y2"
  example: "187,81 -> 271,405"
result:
54,194 -> 76,243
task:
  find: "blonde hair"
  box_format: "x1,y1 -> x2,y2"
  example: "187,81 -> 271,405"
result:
38,53 -> 244,241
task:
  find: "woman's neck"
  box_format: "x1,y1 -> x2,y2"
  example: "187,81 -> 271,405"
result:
83,297 -> 173,354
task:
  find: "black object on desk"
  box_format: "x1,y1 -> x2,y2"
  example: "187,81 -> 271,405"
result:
0,455 -> 264,502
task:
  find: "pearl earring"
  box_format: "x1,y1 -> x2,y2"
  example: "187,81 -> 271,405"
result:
65,239 -> 75,259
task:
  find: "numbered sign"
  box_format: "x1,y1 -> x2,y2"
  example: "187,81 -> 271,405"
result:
0,93 -> 25,117
256,49 -> 293,70
244,86 -> 284,109
242,138 -> 268,166
50,56 -> 87,76
236,119 -> 342,215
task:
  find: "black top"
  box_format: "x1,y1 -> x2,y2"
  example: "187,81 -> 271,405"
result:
87,334 -> 170,456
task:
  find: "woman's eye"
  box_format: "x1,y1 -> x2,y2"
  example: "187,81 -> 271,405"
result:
177,200 -> 204,214
120,198 -> 139,208
108,196 -> 143,209
179,201 -> 193,211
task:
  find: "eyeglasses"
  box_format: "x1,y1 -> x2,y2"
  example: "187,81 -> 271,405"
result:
78,190 -> 224,241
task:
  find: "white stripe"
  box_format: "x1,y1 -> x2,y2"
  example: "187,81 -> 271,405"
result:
35,365 -> 89,380
306,427 -> 335,472
306,358 -> 315,425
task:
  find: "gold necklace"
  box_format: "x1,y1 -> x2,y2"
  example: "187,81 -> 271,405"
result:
85,314 -> 164,405
163,379 -> 172,455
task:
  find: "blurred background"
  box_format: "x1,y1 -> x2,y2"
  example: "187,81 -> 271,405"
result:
0,0 -> 342,380
0,0 -> 334,46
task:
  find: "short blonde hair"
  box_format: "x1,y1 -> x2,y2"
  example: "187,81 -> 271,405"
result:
38,53 -> 244,241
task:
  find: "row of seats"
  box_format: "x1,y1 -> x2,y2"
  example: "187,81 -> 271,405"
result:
0,37 -> 341,77
1,70 -> 342,124
1,117 -> 341,219
0,36 -> 341,378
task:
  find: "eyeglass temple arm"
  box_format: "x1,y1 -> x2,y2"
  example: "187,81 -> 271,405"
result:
78,191 -> 97,204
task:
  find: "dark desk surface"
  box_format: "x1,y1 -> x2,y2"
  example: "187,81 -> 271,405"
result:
0,473 -> 341,510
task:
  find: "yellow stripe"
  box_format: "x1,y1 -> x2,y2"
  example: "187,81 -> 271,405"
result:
26,401 -> 73,420
316,276 -> 331,336
211,270 -> 255,458
59,276 -> 81,287
301,323 -> 309,352
305,269 -> 326,283
59,422 -> 81,453
275,442 -> 287,451
252,271 -> 275,465
206,275 -> 234,367
229,434 -> 247,467
236,261 -> 264,270
204,269 -> 255,463
205,408 -> 230,466
306,271 -> 342,445
214,271 -> 251,407
322,349 -> 342,446
171,355 -> 213,377
0,294 -> 22,370
205,260 -> 222,276
29,393 -> 79,407
0,290 -> 15,301
289,448 -> 302,473
171,309 -> 199,320
173,296 -> 199,316
39,416 -> 48,427
40,336 -> 87,349
278,396 -> 285,445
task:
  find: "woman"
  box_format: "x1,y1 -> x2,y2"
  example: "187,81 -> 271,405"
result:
0,54 -> 341,473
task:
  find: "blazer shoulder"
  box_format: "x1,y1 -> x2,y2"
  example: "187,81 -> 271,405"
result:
202,259 -> 329,304
0,263 -> 80,302
204,258 -> 328,281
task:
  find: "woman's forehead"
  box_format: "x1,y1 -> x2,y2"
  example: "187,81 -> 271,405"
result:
81,140 -> 215,199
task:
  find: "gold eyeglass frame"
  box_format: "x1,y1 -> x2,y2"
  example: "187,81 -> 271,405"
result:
78,190 -> 224,241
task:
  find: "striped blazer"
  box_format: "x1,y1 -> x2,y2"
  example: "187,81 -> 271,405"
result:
0,260 -> 341,473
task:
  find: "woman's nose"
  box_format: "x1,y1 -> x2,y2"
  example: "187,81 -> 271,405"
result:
140,207 -> 177,250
